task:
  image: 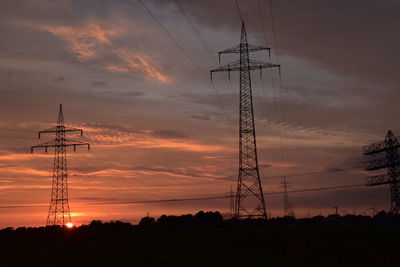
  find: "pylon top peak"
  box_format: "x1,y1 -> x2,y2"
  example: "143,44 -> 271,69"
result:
57,104 -> 64,125
240,20 -> 247,42
386,130 -> 395,140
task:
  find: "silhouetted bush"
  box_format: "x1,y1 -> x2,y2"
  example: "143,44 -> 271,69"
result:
139,216 -> 156,226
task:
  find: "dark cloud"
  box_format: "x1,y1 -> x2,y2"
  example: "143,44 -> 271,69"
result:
92,80 -> 107,88
191,114 -> 211,121
259,163 -> 272,168
133,166 -> 217,180
154,0 -> 400,87
101,90 -> 146,97
55,76 -> 64,82
150,130 -> 187,139
118,91 -> 146,97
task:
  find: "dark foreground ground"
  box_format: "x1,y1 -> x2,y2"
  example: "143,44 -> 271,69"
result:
1,211 -> 400,266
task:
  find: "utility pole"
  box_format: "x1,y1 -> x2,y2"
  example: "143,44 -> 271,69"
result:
363,130 -> 400,214
211,21 -> 280,219
31,104 -> 90,226
333,206 -> 338,216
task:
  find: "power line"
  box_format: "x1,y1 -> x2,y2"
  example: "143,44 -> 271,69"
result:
234,0 -> 244,22
264,167 -> 356,180
138,0 -> 205,77
267,0 -> 280,63
173,0 -> 238,106
257,0 -> 289,181
138,0 -> 232,126
0,183 -> 368,209
0,126 -> 36,133
174,0 -> 215,61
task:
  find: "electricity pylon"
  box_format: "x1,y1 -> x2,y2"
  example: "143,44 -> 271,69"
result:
211,21 -> 280,219
282,176 -> 294,217
364,130 -> 400,213
31,104 -> 90,226
229,186 -> 234,217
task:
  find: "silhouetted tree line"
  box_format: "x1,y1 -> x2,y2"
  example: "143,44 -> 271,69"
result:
139,211 -> 223,227
2,211 -> 400,266
2,210 -> 400,234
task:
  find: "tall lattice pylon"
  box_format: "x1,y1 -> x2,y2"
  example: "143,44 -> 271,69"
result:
31,104 -> 90,226
364,130 -> 400,213
211,22 -> 280,219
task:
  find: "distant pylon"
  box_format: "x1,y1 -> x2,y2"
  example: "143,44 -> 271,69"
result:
229,186 -> 234,217
211,22 -> 280,219
31,104 -> 90,226
282,176 -> 291,217
333,206 -> 338,216
364,130 -> 400,213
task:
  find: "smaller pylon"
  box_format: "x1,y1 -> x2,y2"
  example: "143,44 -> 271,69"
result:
363,130 -> 400,213
31,104 -> 90,226
282,176 -> 294,217
229,186 -> 235,217
333,206 -> 338,215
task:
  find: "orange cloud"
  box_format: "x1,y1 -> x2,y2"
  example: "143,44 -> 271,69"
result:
23,21 -> 169,83
77,124 -> 224,152
103,64 -> 130,73
25,20 -> 119,60
70,169 -> 139,178
0,151 -> 93,162
140,138 -> 222,152
88,135 -> 224,152
106,48 -> 171,83
0,167 -> 50,177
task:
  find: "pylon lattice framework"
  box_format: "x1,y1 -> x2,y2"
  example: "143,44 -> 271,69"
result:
31,104 -> 90,226
211,22 -> 280,219
364,130 -> 400,214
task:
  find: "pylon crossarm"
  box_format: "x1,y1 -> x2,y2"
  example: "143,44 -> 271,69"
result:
219,43 -> 270,57
363,138 -> 400,155
366,173 -> 391,186
248,59 -> 280,71
31,140 -> 57,153
211,59 -> 280,73
38,126 -> 84,139
31,139 -> 90,153
64,139 -> 91,151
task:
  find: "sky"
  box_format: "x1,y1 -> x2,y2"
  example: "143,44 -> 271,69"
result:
0,0 -> 399,228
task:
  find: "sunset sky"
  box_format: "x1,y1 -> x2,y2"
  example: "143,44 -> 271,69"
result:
1,0 -> 399,228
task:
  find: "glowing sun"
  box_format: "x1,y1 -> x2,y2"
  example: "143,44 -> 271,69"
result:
65,222 -> 74,228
